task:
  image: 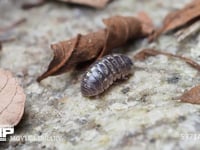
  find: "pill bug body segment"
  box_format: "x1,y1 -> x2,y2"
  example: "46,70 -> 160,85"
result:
81,54 -> 133,97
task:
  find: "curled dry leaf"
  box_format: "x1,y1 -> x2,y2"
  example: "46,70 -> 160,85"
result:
136,11 -> 155,36
38,15 -> 153,81
151,0 -> 200,41
0,69 -> 26,126
134,49 -> 200,72
180,85 -> 200,104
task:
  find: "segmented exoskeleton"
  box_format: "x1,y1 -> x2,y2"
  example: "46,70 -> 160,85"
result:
81,54 -> 133,97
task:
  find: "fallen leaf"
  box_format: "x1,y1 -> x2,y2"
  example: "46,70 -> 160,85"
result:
38,15 -> 153,81
59,0 -> 110,8
150,0 -> 200,41
134,49 -> 200,71
162,0 -> 200,33
136,11 -> 155,36
180,85 -> 200,104
0,69 -> 26,126
22,0 -> 110,9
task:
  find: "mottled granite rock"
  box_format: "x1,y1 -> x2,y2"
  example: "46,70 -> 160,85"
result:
1,0 -> 200,150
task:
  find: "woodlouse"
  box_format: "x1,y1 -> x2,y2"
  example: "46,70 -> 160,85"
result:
81,54 -> 133,97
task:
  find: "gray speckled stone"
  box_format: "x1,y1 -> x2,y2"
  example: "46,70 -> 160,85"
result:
1,0 -> 200,149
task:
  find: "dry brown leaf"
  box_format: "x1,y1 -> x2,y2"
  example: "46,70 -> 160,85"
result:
180,85 -> 200,104
59,0 -> 110,8
134,49 -> 200,71
38,15 -> 153,81
0,69 -> 26,126
136,11 -> 155,36
150,0 -> 200,41
22,0 -> 110,9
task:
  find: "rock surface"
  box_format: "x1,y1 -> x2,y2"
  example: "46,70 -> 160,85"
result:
0,0 -> 200,149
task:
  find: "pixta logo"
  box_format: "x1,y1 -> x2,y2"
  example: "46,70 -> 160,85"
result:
0,127 -> 14,141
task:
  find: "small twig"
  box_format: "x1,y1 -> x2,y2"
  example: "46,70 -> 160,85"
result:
21,0 -> 46,10
0,18 -> 26,33
175,20 -> 200,42
0,18 -> 26,43
0,32 -> 16,43
134,49 -> 200,72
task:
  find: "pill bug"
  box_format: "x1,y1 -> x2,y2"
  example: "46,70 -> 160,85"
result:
81,54 -> 133,97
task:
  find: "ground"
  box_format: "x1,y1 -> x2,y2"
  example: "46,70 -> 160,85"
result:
0,0 -> 200,149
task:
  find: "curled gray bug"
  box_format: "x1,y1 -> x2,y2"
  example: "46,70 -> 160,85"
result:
81,54 -> 133,97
